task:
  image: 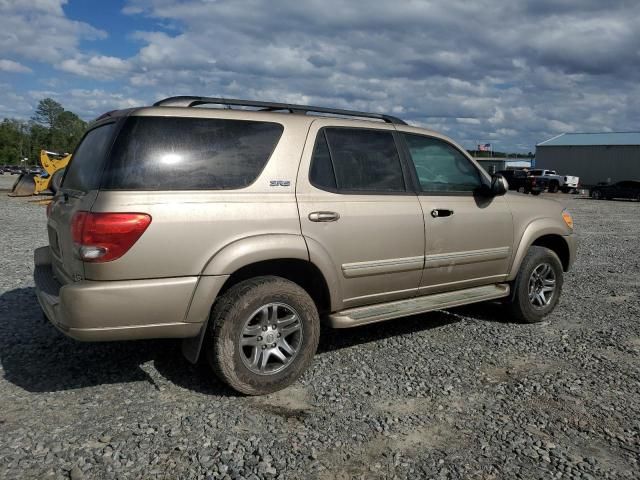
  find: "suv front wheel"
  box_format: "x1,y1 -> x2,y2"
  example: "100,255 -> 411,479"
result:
205,276 -> 320,395
505,246 -> 563,323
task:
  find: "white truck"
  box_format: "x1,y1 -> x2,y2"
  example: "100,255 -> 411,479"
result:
529,169 -> 579,193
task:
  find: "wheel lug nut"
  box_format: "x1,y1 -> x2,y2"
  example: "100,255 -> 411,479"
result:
271,343 -> 276,348
261,345 -> 266,350
257,336 -> 262,341
277,333 -> 281,337
262,326 -> 268,331
272,324 -> 277,329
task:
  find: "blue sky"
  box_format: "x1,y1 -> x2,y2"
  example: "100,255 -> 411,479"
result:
1,0 -> 639,152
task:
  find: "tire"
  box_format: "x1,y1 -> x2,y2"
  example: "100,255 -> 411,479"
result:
560,186 -> 570,193
531,190 -> 541,196
49,169 -> 65,194
505,246 -> 563,323
205,276 -> 320,395
548,181 -> 559,193
591,190 -> 602,200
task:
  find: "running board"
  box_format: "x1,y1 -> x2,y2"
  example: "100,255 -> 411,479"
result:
328,284 -> 510,328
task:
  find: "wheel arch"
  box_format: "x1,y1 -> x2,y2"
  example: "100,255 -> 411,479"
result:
182,236 -> 337,364
217,258 -> 332,316
531,234 -> 571,270
508,220 -> 573,280
199,233 -> 339,312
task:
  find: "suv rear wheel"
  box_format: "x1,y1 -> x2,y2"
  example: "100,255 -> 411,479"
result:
205,276 -> 320,395
505,246 -> 563,323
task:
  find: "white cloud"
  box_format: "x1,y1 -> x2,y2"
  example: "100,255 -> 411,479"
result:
2,0 -> 640,151
0,0 -> 106,64
59,55 -> 131,79
0,59 -> 32,73
111,0 -> 640,150
24,88 -> 143,120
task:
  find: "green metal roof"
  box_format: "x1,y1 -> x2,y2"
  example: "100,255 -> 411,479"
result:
537,132 -> 640,147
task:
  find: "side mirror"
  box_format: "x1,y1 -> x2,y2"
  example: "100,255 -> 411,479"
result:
490,174 -> 508,196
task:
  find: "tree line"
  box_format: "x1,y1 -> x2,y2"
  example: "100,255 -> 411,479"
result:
0,98 -> 86,165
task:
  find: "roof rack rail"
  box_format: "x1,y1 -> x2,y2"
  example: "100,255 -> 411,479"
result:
152,96 -> 407,125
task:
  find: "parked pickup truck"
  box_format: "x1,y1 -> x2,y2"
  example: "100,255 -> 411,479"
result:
497,169 -> 548,195
529,169 -> 579,193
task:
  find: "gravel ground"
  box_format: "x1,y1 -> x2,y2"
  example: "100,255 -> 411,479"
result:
0,187 -> 638,480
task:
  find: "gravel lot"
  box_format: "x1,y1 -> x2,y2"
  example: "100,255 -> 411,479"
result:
1,180 -> 638,479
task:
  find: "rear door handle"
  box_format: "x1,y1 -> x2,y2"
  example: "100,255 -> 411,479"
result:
431,209 -> 454,218
309,211 -> 340,222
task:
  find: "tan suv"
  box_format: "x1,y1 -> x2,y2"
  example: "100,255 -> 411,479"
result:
34,96 -> 576,395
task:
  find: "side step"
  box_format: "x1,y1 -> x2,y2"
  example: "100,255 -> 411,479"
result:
328,284 -> 510,328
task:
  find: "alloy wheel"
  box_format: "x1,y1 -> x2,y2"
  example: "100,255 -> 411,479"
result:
239,302 -> 303,375
528,263 -> 557,308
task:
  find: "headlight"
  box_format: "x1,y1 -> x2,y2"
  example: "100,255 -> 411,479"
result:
562,209 -> 574,230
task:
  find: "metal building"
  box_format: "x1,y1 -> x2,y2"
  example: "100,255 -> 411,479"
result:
474,157 -> 532,175
536,132 -> 640,186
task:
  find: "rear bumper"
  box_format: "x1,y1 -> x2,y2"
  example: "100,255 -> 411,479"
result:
33,246 -> 225,341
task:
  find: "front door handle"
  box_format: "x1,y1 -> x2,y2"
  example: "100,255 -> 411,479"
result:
309,211 -> 340,222
431,209 -> 454,218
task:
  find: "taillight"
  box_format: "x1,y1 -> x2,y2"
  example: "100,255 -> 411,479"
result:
71,211 -> 152,262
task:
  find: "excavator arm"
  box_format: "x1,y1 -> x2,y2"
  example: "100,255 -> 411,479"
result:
10,150 -> 71,196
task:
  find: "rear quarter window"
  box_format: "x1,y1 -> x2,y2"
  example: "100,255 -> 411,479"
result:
62,123 -> 116,192
102,117 -> 284,190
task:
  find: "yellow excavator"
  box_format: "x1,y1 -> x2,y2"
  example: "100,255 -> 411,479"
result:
9,150 -> 71,196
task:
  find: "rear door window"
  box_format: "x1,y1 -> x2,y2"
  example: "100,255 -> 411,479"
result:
310,127 -> 405,193
62,123 -> 116,192
309,132 -> 337,190
102,117 -> 283,190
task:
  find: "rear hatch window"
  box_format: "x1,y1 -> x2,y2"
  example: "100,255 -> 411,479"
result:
101,117 -> 283,190
62,123 -> 116,192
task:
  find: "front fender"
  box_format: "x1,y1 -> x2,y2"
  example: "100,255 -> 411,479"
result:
507,218 -> 571,280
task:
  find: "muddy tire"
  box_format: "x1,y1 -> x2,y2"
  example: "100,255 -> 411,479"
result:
205,276 -> 320,395
548,181 -> 559,193
505,246 -> 563,323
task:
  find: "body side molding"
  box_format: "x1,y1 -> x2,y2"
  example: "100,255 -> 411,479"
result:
342,255 -> 424,278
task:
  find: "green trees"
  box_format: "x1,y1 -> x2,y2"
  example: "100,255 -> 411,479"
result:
33,98 -> 65,129
0,119 -> 28,164
0,98 -> 87,165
